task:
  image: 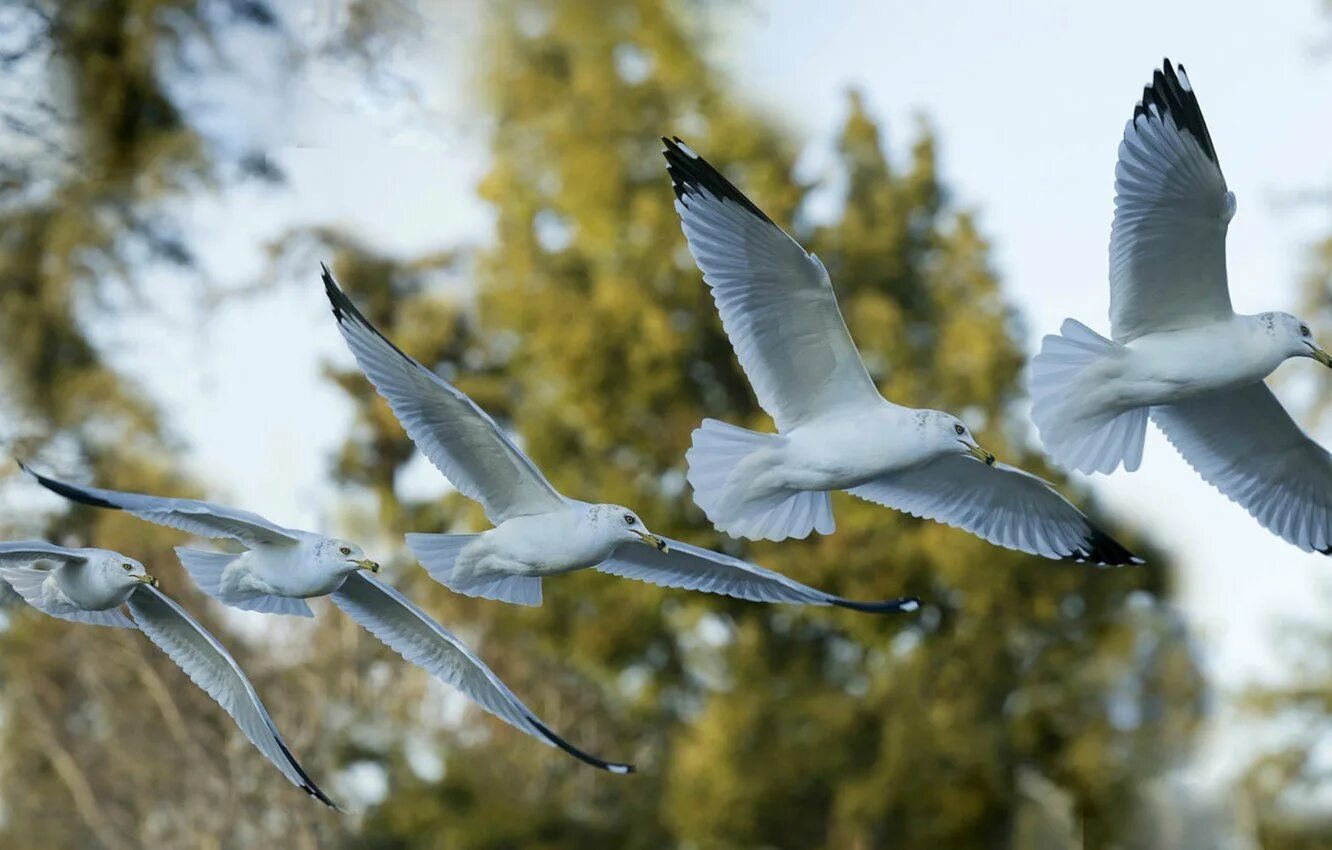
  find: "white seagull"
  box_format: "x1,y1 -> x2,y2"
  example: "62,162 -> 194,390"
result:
661,138 -> 1140,565
0,540 -> 337,806
322,268 -> 920,614
1029,60 -> 1332,553
20,464 -> 634,773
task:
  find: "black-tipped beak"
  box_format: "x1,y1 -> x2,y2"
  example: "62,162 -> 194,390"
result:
964,443 -> 996,466
635,531 -> 668,552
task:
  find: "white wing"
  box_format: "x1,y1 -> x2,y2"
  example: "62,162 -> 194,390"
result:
0,540 -> 89,569
323,269 -> 566,524
849,458 -> 1141,565
1109,60 -> 1234,342
1152,384 -> 1332,553
21,464 -> 299,546
598,537 -> 918,613
125,585 -> 336,806
330,572 -> 632,773
664,138 -> 883,431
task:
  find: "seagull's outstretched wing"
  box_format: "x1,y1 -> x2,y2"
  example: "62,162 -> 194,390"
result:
1109,60 -> 1234,342
663,138 -> 882,431
1153,384 -> 1332,554
599,537 -> 920,613
126,585 -> 336,806
848,459 -> 1141,565
330,572 -> 633,774
21,464 -> 299,547
323,269 -> 567,524
0,542 -> 135,628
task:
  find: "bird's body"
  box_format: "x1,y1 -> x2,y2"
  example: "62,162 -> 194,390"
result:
220,536 -> 357,600
322,268 -> 922,613
0,540 -> 336,806
730,405 -> 969,494
451,503 -> 631,581
21,465 -> 637,773
1029,60 -> 1332,553
39,551 -> 138,611
661,137 -> 1139,563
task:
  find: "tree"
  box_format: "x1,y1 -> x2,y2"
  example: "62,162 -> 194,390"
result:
343,1 -> 1203,847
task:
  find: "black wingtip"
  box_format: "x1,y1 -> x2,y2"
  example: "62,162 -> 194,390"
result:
1132,58 -> 1218,166
272,734 -> 340,809
1069,528 -> 1141,567
526,715 -> 635,775
660,136 -> 776,225
21,465 -> 121,511
831,595 -> 922,615
321,263 -> 350,324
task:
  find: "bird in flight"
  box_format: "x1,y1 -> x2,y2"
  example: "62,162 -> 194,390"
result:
322,267 -> 920,614
20,463 -> 634,773
1028,60 -> 1332,553
662,137 -> 1139,565
0,540 -> 337,806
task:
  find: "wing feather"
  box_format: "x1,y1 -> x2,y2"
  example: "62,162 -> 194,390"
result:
125,585 -> 336,806
849,458 -> 1141,565
20,465 -> 298,546
322,269 -> 566,523
1152,384 -> 1332,553
598,537 -> 919,614
1109,60 -> 1234,342
330,573 -> 632,773
663,138 -> 883,430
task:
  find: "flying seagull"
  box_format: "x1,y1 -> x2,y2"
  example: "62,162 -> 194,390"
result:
661,137 -> 1139,565
20,464 -> 634,773
1028,60 -> 1332,553
0,540 -> 336,806
321,267 -> 920,614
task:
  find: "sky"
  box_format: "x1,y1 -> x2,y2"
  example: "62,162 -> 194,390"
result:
86,0 -> 1332,774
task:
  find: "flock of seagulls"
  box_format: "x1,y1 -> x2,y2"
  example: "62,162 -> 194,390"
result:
3,59 -> 1328,807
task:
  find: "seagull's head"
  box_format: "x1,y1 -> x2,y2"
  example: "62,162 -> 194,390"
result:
927,411 -> 995,466
315,538 -> 380,575
591,505 -> 668,553
96,551 -> 157,593
1269,313 -> 1332,368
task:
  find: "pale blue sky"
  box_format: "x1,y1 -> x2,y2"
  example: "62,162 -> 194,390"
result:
88,0 -> 1332,716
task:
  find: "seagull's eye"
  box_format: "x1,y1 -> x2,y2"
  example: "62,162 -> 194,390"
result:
122,563 -> 133,571
339,547 -> 352,556
624,514 -> 636,526
1301,325 -> 1311,337
954,424 -> 966,436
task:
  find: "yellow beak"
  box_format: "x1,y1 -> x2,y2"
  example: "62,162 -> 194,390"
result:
1311,345 -> 1332,368
138,574 -> 159,588
355,559 -> 380,573
965,443 -> 997,466
634,531 -> 669,552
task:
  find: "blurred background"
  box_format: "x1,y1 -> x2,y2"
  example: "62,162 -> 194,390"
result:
0,0 -> 1329,847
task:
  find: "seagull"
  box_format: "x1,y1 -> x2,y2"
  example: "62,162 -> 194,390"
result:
1028,60 -> 1332,553
19,464 -> 634,773
321,267 -> 920,614
661,138 -> 1140,565
0,540 -> 337,806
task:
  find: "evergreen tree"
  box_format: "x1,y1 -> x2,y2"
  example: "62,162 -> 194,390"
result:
345,1 -> 1203,847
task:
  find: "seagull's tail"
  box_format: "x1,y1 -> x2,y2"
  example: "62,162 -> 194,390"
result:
406,533 -> 543,606
685,418 -> 835,542
174,547 -> 242,599
1029,319 -> 1147,475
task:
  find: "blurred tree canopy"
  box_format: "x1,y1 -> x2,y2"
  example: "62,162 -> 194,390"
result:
324,1 -> 1204,848
1,0 -> 1208,848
